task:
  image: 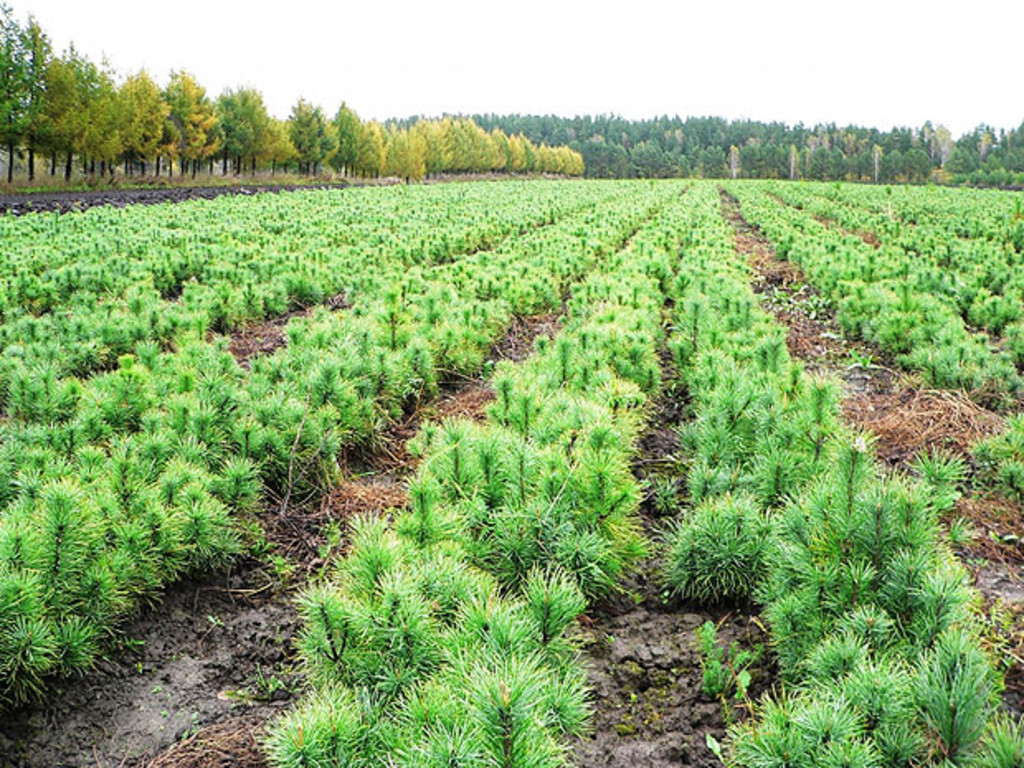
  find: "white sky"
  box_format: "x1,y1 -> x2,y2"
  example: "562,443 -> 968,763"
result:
11,0 -> 1024,137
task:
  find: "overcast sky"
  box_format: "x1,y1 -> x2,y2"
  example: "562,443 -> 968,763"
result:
10,0 -> 1024,137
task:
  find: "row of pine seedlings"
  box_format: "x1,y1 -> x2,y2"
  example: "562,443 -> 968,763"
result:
724,183 -> 1022,400
662,184 -> 1016,766
0,184 -> 675,705
263,190 -> 692,766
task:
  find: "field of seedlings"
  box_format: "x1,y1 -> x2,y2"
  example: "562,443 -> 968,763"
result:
0,179 -> 1022,768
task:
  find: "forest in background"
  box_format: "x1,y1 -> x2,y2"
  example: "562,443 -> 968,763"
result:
0,6 -> 583,186
458,113 -> 1024,184
3,3 -> 1022,188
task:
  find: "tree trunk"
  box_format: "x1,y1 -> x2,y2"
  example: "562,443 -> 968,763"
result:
141,160 -> 146,175
28,145 -> 35,182
192,160 -> 197,178
100,160 -> 106,177
252,156 -> 256,175
156,157 -> 160,176
209,159 -> 213,174
65,152 -> 72,181
50,154 -> 56,176
272,159 -> 276,175
6,143 -> 13,183
222,153 -> 228,175
90,159 -> 96,176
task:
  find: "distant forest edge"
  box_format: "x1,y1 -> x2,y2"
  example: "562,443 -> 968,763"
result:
2,6 -> 1022,188
0,7 -> 583,185
432,114 -> 1024,186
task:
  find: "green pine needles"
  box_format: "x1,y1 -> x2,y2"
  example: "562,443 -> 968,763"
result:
661,184 -> 1005,768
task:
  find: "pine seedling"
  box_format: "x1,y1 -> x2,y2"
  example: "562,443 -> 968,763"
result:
0,616 -> 58,705
836,604 -> 895,654
356,570 -> 440,701
474,433 -> 510,510
910,449 -> 967,514
212,457 -> 261,513
296,586 -> 358,686
751,441 -> 804,509
908,562 -> 973,651
539,665 -> 591,736
791,694 -> 867,762
663,493 -> 771,604
915,628 -> 995,765
340,515 -> 400,601
729,695 -> 807,768
551,526 -> 619,600
804,634 -> 868,685
432,420 -> 480,500
412,551 -> 494,627
173,494 -> 241,571
467,656 -> 565,768
454,594 -> 536,662
972,713 -> 1024,768
839,658 -> 919,758
402,722 -> 482,768
263,686 -> 366,768
523,568 -> 585,656
52,616 -> 99,676
35,480 -> 95,613
396,478 -> 451,549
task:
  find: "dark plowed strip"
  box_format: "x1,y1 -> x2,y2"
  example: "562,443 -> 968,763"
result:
0,183 -> 360,216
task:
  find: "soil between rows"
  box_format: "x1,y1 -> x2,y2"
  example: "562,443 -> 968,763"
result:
572,345 -> 769,767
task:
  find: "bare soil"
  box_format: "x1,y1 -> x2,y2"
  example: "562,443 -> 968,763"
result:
573,362 -> 768,768
0,183 -> 356,216
0,562 -> 298,768
722,188 -> 1024,713
576,593 -> 767,768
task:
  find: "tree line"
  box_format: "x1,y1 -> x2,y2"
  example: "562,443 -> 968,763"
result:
0,6 -> 583,184
458,114 -> 1024,184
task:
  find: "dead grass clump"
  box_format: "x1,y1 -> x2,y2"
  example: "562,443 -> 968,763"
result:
329,477 -> 409,518
492,313 -> 561,363
146,716 -> 268,768
843,389 -> 1005,465
228,323 -> 288,369
955,493 -> 1024,565
434,382 -> 494,422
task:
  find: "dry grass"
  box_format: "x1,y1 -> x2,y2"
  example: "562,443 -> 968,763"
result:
146,716 -> 268,768
843,389 -> 1005,465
